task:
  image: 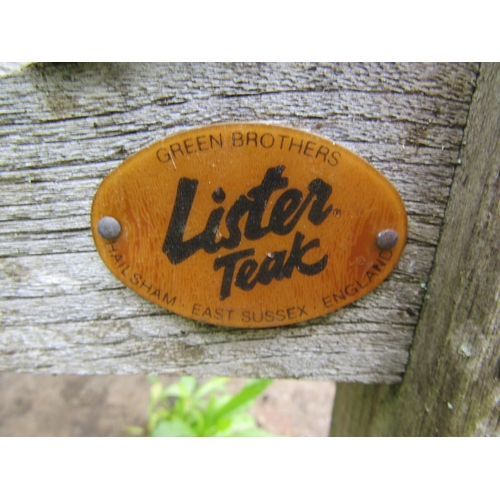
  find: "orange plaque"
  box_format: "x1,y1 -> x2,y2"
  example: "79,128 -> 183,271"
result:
91,124 -> 407,328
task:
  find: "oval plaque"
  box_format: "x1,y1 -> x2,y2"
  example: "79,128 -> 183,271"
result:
91,124 -> 407,328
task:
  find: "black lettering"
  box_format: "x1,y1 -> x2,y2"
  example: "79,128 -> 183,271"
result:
163,178 -> 225,264
278,135 -> 289,149
327,151 -> 341,167
379,249 -> 393,260
276,309 -> 286,321
215,233 -> 328,299
287,307 -> 296,320
281,232 -> 327,279
303,141 -> 315,157
162,177 -> 199,263
345,284 -> 358,296
163,292 -> 176,305
212,187 -> 226,203
214,248 -> 255,300
140,280 -> 152,293
323,295 -> 333,308
356,279 -> 369,289
266,177 -> 333,236
332,290 -> 346,303
307,179 -> 333,224
210,134 -> 223,149
265,310 -> 274,322
255,251 -> 286,284
151,288 -> 161,299
244,166 -> 288,240
260,133 -> 275,148
289,137 -> 303,153
214,308 -> 224,320
235,259 -> 258,291
162,167 -> 333,267
315,145 -> 329,162
183,138 -> 195,154
298,305 -> 307,317
273,178 -> 333,234
252,311 -> 264,322
121,265 -> 130,277
192,303 -> 202,315
269,189 -> 303,235
196,135 -> 209,151
130,273 -> 141,286
242,310 -> 251,322
202,307 -> 212,318
246,132 -> 258,146
366,271 -> 377,281
223,194 -> 252,248
232,132 -> 243,147
170,143 -> 184,158
157,148 -> 171,163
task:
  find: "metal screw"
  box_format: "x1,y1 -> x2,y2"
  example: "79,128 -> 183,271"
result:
376,229 -> 399,250
97,216 -> 121,240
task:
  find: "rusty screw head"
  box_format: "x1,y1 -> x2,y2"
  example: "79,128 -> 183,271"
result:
376,229 -> 399,250
97,216 -> 121,240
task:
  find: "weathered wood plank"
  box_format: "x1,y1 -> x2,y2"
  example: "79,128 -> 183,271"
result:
330,62 -> 500,434
0,63 -> 478,381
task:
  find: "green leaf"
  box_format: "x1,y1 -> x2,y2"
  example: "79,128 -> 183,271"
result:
225,412 -> 256,431
148,407 -> 171,433
194,377 -> 229,401
190,410 -> 206,435
212,413 -> 255,437
160,377 -> 197,400
138,376 -> 274,438
179,376 -> 197,395
162,383 -> 184,398
198,393 -> 233,434
204,393 -> 232,418
150,419 -> 197,437
213,379 -> 273,421
215,417 -> 233,432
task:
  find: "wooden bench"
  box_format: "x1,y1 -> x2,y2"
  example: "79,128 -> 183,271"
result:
1,62 -> 498,435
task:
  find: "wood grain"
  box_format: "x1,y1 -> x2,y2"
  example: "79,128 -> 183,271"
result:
0,63 -> 478,381
330,63 -> 500,434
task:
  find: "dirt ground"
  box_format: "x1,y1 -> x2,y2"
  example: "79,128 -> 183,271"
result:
0,374 -> 335,437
